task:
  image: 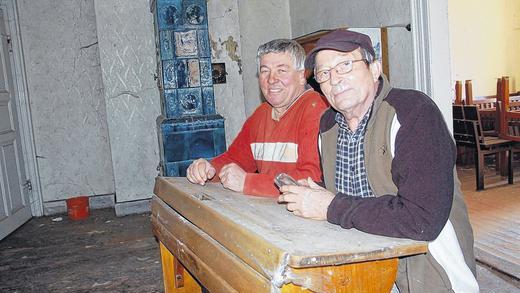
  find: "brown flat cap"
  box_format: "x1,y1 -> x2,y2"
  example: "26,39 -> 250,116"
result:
305,29 -> 375,69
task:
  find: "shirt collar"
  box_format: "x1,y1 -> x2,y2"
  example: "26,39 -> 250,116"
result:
335,106 -> 373,134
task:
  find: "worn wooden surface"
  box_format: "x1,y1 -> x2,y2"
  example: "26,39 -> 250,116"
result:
152,176 -> 428,291
160,242 -> 202,293
154,177 -> 426,267
458,165 -> 520,280
153,197 -> 399,292
153,198 -> 271,292
0,209 -> 162,292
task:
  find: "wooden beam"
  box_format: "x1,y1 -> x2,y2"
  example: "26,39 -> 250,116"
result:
381,27 -> 390,80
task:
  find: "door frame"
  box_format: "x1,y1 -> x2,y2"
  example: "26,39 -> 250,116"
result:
410,0 -> 453,130
1,0 -> 43,216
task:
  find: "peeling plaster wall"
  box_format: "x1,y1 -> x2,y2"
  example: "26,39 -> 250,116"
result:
17,0 -> 114,203
207,0 -> 246,143
289,0 -> 414,89
94,0 -> 161,203
237,0 -> 291,116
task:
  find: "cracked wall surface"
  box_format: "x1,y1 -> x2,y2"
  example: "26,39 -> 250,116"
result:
94,0 -> 161,202
15,0 -> 246,206
17,0 -> 115,203
207,0 -> 246,143
237,0 -> 291,116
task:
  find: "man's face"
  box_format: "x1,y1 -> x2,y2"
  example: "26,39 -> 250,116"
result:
258,52 -> 305,111
314,49 -> 379,116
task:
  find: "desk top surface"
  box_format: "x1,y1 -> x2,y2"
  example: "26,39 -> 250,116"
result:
153,176 -> 427,269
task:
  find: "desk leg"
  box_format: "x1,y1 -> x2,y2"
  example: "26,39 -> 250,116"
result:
499,152 -> 507,176
160,241 -> 202,293
280,258 -> 398,293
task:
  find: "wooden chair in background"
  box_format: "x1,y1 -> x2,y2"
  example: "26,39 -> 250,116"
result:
453,104 -> 464,120
453,119 -> 513,190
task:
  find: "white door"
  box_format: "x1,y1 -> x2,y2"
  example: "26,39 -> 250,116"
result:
0,7 -> 31,240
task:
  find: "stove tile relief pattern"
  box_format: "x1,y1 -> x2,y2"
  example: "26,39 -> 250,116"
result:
153,0 -> 226,176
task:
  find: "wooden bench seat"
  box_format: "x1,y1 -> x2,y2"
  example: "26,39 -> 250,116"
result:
453,119 -> 513,190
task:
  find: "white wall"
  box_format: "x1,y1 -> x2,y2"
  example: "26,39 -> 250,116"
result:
237,0 -> 291,116
449,0 -> 520,97
94,0 -> 161,204
17,0 -> 114,206
15,0 -> 248,213
207,0 -> 246,143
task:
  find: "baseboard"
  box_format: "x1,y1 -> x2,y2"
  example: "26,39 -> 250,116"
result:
42,194 -> 150,217
43,194 -> 115,216
114,199 -> 151,216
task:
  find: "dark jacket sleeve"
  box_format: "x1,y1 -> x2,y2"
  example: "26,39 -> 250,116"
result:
327,99 -> 455,241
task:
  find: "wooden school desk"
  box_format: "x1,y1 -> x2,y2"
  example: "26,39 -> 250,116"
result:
151,177 -> 428,293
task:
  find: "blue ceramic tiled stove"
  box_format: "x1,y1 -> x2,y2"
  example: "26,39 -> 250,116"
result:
152,0 -> 226,176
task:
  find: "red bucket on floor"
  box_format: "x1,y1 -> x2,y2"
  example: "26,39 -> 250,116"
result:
66,196 -> 89,220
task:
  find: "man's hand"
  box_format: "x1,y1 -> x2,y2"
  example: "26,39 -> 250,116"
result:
186,158 -> 216,185
219,163 -> 246,192
278,178 -> 334,220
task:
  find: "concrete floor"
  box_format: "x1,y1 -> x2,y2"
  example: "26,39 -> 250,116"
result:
1,167 -> 519,292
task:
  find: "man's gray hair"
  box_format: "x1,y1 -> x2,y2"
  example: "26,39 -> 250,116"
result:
256,39 -> 306,71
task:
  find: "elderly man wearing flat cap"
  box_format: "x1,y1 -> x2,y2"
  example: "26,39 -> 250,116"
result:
278,29 -> 478,293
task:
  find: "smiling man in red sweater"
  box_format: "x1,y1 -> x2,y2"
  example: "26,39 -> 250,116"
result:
186,39 -> 327,197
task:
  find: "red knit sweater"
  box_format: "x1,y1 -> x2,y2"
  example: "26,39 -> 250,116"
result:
211,89 -> 327,197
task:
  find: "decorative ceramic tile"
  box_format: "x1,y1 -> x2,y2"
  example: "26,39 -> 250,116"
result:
185,4 -> 204,25
163,89 -> 178,117
157,0 -> 182,30
174,30 -> 198,57
187,59 -> 200,87
162,130 -> 187,162
164,160 -> 194,177
164,162 -> 180,176
162,60 -> 177,89
175,59 -> 188,88
212,127 -> 227,156
181,0 -> 207,27
190,129 -> 216,157
177,88 -> 202,116
199,58 -> 212,86
197,29 -> 210,57
155,0 -> 226,177
202,87 -> 215,115
159,30 -> 174,60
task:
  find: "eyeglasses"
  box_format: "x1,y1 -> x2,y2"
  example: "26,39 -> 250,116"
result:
314,59 -> 367,83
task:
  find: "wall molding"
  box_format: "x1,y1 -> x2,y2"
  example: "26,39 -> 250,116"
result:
410,0 -> 432,96
43,194 -> 115,216
115,198 -> 151,216
410,0 -> 453,129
